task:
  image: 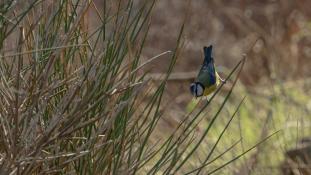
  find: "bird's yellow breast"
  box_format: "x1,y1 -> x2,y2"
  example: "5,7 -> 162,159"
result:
202,73 -> 221,96
203,84 -> 217,96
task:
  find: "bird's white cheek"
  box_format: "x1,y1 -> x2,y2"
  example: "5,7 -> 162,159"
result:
197,85 -> 204,96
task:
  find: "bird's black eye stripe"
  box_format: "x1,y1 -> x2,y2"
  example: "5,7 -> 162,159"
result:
195,84 -> 197,96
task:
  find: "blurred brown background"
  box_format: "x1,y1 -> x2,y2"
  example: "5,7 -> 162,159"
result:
134,0 -> 311,118
92,0 -> 311,120
143,0 -> 311,82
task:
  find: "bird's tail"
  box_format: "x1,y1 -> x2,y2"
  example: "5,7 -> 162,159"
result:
203,45 -> 213,63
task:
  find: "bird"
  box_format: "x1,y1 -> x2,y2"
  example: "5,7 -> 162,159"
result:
190,45 -> 224,97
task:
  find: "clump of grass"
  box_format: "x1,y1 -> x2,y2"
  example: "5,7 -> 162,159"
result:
0,1 -> 278,174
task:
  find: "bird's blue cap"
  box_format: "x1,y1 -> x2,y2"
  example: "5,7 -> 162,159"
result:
190,83 -> 196,96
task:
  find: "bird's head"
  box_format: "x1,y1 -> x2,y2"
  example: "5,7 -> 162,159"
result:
190,82 -> 204,97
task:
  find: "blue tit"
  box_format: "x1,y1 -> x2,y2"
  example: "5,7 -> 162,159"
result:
190,45 -> 224,97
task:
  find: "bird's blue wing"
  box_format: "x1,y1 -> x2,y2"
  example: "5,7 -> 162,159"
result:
197,61 -> 216,86
195,45 -> 217,88
208,63 -> 216,84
